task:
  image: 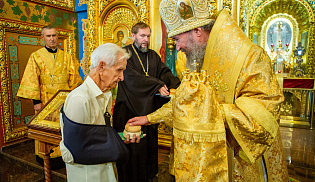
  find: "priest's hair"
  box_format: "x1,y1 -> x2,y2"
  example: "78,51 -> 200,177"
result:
89,43 -> 130,70
41,25 -> 55,36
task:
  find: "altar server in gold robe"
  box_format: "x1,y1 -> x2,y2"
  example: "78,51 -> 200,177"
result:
127,0 -> 289,181
17,25 -> 82,162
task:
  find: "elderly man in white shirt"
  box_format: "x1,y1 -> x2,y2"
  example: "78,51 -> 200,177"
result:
60,43 -> 140,182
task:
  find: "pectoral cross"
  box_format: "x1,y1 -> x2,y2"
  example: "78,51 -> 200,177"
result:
191,60 -> 200,72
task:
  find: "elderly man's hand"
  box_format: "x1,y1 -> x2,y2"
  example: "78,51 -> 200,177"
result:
124,133 -> 146,144
123,116 -> 149,144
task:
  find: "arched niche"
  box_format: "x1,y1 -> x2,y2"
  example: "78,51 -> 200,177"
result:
248,0 -> 315,75
99,2 -> 139,45
261,14 -> 299,55
249,0 -> 311,40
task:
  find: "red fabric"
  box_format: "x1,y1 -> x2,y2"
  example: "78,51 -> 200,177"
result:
283,79 -> 314,89
160,19 -> 167,63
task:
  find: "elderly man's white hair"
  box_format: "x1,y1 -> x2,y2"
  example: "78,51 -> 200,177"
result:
89,43 -> 130,70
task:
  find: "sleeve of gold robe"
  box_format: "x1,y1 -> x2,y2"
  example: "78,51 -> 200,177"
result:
67,54 -> 83,90
147,100 -> 173,127
221,46 -> 284,164
17,53 -> 41,100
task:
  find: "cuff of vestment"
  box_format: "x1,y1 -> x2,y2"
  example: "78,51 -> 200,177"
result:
147,112 -> 159,125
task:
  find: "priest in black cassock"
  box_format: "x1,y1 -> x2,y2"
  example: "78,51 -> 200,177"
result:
113,22 -> 180,182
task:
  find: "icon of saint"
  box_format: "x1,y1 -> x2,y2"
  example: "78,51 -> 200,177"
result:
178,1 -> 193,20
115,31 -> 126,47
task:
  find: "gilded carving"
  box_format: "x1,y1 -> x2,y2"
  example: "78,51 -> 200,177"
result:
208,0 -> 218,16
102,7 -> 138,40
307,22 -> 315,75
280,101 -> 293,116
285,89 -> 302,101
80,18 -> 90,76
87,0 -> 99,66
249,0 -> 314,27
158,122 -> 173,135
223,0 -> 232,12
100,0 -> 115,12
28,0 -> 74,11
0,19 -> 75,143
79,0 -> 88,6
99,0 -> 149,18
239,0 -> 247,33
99,0 -> 148,22
281,88 -> 314,122
137,0 -> 149,22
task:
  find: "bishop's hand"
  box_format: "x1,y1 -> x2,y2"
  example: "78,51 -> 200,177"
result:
127,116 -> 150,127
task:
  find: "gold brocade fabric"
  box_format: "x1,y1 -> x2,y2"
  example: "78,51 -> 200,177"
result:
17,47 -> 82,105
149,70 -> 228,181
17,47 -> 83,158
151,9 -> 288,181
202,10 -> 288,181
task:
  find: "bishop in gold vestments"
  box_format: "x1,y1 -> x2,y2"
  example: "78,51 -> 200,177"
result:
17,27 -> 82,159
128,4 -> 289,181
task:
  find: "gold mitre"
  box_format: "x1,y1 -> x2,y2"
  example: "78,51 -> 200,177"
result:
159,0 -> 217,37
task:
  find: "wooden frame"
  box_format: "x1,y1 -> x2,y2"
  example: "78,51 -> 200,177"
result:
27,90 -> 70,134
0,18 -> 74,144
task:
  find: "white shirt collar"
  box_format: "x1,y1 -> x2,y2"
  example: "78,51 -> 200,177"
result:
85,76 -> 105,97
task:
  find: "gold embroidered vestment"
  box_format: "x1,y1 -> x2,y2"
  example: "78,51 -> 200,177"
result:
148,10 -> 288,182
17,47 -> 82,105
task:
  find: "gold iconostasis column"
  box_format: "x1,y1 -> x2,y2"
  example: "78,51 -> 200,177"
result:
307,22 -> 315,76
87,0 -> 100,66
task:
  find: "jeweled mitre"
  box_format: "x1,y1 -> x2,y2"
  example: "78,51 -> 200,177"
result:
159,0 -> 217,37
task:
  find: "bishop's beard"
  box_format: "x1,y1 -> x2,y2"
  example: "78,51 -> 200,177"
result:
185,35 -> 207,72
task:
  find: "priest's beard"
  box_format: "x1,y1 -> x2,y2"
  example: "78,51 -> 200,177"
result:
185,35 -> 207,72
134,38 -> 149,52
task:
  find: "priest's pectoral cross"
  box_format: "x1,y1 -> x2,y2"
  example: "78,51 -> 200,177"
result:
191,60 -> 200,72
50,75 -> 54,86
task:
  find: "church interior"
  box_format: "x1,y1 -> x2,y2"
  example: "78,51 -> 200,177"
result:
0,0 -> 314,181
